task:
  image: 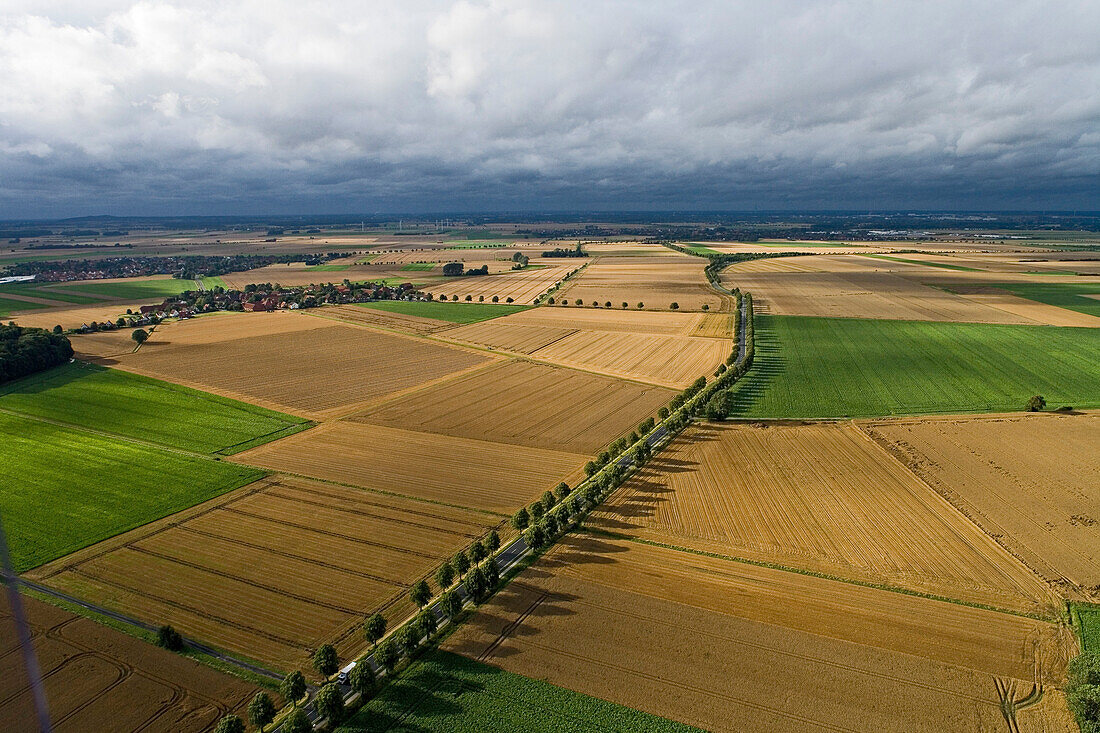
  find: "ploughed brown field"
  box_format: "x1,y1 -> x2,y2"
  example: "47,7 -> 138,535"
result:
29,476 -> 499,672
445,533 -> 1076,733
589,422 -> 1058,613
722,254 -> 1100,326
91,311 -> 494,418
230,421 -> 587,514
555,255 -> 728,312
0,594 -> 253,732
352,359 -> 676,453
862,412 -> 1100,601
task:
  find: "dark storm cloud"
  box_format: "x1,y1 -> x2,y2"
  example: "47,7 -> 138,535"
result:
1,0 -> 1098,216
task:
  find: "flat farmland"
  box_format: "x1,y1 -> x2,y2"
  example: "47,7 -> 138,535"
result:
0,594 -> 254,732
1,411 -> 264,572
555,256 -> 725,312
504,306 -> 708,335
305,304 -> 454,335
590,422 -> 1056,613
31,476 -> 497,671
529,329 -> 731,387
353,360 -> 676,453
863,412 -> 1100,600
231,422 -> 587,514
440,321 -> 580,354
726,315 -> 1100,418
424,264 -> 576,304
99,312 -> 493,418
444,534 -> 1076,733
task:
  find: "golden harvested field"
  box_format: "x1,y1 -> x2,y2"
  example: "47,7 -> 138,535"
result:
503,306 -> 708,335
590,422 -> 1057,613
441,321 -> 579,354
305,303 -> 454,335
9,303 -> 144,331
231,421 -> 587,514
445,533 -> 1076,733
862,412 -> 1100,600
352,359 -> 675,453
424,264 -> 577,304
529,329 -> 731,388
69,328 -> 142,359
692,311 -> 736,338
30,475 -> 496,671
95,312 -> 492,418
555,256 -> 725,312
219,263 -> 417,289
722,254 -> 1100,325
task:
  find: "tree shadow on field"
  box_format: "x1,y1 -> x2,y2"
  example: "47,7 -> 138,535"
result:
726,318 -> 786,418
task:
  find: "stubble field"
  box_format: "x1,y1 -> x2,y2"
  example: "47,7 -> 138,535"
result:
423,264 -> 577,304
231,421 -> 587,514
444,533 -> 1076,733
555,256 -> 726,312
589,422 -> 1056,613
96,312 -> 493,418
862,412 -> 1100,600
352,359 -> 676,453
30,475 -> 498,671
0,595 -> 254,732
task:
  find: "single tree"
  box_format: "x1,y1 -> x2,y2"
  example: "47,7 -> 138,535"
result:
132,328 -> 149,345
637,302 -> 644,308
584,461 -> 597,477
410,579 -> 431,609
348,662 -> 375,696
364,613 -> 386,647
492,295 -> 499,302
511,507 -> 530,530
555,482 -> 571,499
605,301 -> 612,308
214,715 -> 245,733
485,529 -> 500,553
315,683 -> 345,726
248,691 -> 276,733
281,670 -> 307,708
465,565 -> 488,602
622,302 -> 628,309
669,302 -> 679,310
435,562 -> 455,589
313,643 -> 339,678
418,607 -> 438,637
524,524 -> 546,550
465,294 -> 472,301
702,303 -> 710,311
452,551 -> 471,578
441,590 -> 463,620
658,406 -> 669,419
529,501 -> 545,520
398,622 -> 421,655
542,514 -> 559,537
542,490 -> 556,508
505,297 -> 514,303
375,639 -> 399,672
156,625 -> 183,651
1027,395 -> 1046,412
484,558 -> 500,589
52,324 -> 63,334
283,709 -> 311,733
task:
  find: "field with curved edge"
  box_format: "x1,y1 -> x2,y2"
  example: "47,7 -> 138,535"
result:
725,315 -> 1100,418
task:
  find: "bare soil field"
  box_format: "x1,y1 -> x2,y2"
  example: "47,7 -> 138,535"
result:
424,264 -> 576,304
0,594 -> 253,732
352,359 -> 675,453
69,328 -> 141,359
529,329 -> 732,388
590,422 -> 1057,613
30,475 -> 495,671
9,302 -> 147,331
94,312 -> 493,418
445,533 -> 1075,733
556,256 -> 725,312
862,412 -> 1100,600
230,422 -> 587,514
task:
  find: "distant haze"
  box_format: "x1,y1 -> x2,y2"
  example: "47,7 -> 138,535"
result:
1,1 -> 1098,216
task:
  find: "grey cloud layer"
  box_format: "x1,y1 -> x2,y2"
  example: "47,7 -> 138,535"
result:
1,0 -> 1098,215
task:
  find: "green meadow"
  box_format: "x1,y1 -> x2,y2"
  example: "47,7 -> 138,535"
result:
357,300 -> 530,324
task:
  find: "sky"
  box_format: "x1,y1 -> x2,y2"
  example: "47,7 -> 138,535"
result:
1,1 -> 1098,218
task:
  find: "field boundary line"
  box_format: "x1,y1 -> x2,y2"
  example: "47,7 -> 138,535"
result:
584,528 -> 1048,622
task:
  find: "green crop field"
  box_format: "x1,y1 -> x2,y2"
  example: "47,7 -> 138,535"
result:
307,264 -> 352,271
445,241 -> 508,249
337,651 -> 701,733
357,300 -> 530,324
982,282 -> 1100,317
401,262 -> 437,271
47,278 -> 207,300
0,362 -> 310,454
1073,603 -> 1100,652
859,253 -> 980,271
724,315 -> 1100,418
681,243 -> 722,256
0,296 -> 52,316
0,411 -> 264,571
